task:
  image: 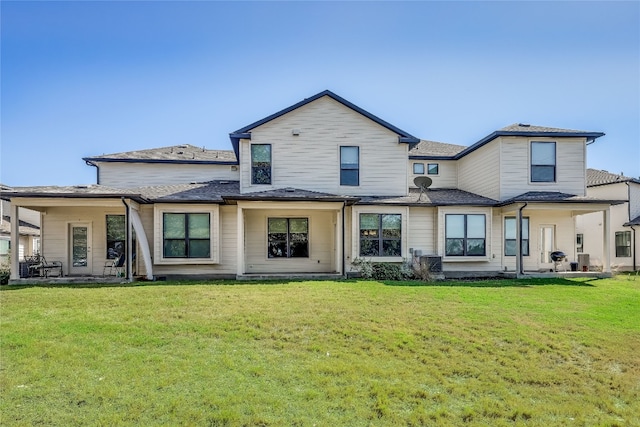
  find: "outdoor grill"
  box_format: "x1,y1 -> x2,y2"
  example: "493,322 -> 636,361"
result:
550,251 -> 567,272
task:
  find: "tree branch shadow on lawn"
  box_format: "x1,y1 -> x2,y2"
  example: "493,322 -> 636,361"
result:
381,277 -> 599,287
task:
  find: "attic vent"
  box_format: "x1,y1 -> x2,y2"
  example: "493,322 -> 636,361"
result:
176,151 -> 184,155
285,188 -> 295,193
219,181 -> 229,184
518,123 -> 530,127
178,145 -> 188,148
74,185 -> 88,189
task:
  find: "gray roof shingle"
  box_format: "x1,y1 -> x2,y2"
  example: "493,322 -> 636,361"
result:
83,144 -> 237,164
358,188 -> 497,206
587,168 -> 640,187
498,191 -> 622,206
409,140 -> 467,157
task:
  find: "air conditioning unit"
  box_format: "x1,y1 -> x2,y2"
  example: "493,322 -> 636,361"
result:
420,256 -> 442,273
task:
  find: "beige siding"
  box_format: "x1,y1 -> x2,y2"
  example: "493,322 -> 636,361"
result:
457,141 -> 501,200
436,206 -> 501,272
628,182 -> 640,220
240,96 -> 408,196
500,137 -> 587,200
408,207 -> 436,255
150,205 -> 237,277
409,160 -> 457,189
98,163 -> 239,188
243,209 -> 337,274
587,182 -> 628,200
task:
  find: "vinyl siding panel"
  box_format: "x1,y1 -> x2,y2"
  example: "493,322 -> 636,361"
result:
457,141 -> 500,200
243,209 -> 336,274
500,137 -> 587,200
587,182 -> 628,200
408,207 -> 436,255
240,96 -> 408,196
98,163 -> 239,188
409,160 -> 457,189
628,182 -> 640,221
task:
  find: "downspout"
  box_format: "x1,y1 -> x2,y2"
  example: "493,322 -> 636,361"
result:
121,197 -> 132,282
631,226 -> 637,272
518,202 -> 528,276
85,160 -> 99,185
626,182 -> 636,271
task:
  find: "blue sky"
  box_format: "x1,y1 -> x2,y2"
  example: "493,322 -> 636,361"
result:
2,1 -> 638,186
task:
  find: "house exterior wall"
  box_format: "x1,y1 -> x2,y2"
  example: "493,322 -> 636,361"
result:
243,208 -> 337,274
96,163 -> 239,188
407,207 -> 436,257
499,137 -> 587,200
409,160 -> 457,189
457,141 -> 501,200
629,182 -> 640,221
240,96 -> 408,196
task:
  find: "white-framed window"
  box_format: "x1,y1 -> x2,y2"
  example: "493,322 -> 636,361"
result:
340,146 -> 359,186
268,218 -> 309,258
359,213 -> 402,257
427,163 -> 439,175
531,141 -> 556,182
615,231 -> 631,257
154,205 -> 219,264
413,163 -> 425,174
576,234 -> 584,253
251,144 -> 272,185
445,214 -> 486,256
504,217 -> 529,256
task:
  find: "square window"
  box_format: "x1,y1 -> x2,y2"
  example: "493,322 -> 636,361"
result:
427,163 -> 439,175
413,163 -> 425,174
445,214 -> 486,256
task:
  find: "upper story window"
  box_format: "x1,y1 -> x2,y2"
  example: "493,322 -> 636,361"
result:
106,215 -> 125,259
427,163 -> 439,175
359,213 -> 401,257
531,141 -> 556,182
615,231 -> 631,257
163,213 -> 211,258
251,144 -> 272,185
413,163 -> 425,174
340,146 -> 359,186
504,217 -> 529,256
445,214 -> 486,256
268,218 -> 309,258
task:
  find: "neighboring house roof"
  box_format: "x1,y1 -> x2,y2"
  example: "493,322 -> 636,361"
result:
409,140 -> 467,159
83,144 -> 237,165
229,90 -> 421,160
0,216 -> 40,236
586,168 -> 640,187
358,188 -> 497,207
624,215 -> 640,227
498,191 -> 624,206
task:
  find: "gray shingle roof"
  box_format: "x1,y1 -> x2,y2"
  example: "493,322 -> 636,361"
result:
83,144 -> 237,164
222,187 -> 359,204
409,140 -> 467,157
0,216 -> 40,236
358,188 -> 497,206
498,191 -> 621,206
587,168 -> 640,187
499,123 -> 598,134
1,185 -> 143,199
625,215 -> 640,227
132,181 -> 240,202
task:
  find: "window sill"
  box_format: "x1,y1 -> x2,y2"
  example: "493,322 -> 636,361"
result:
443,256 -> 490,263
155,258 -> 219,265
356,256 -> 404,263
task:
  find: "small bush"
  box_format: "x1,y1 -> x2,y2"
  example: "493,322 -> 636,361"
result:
352,258 -> 414,281
0,267 -> 10,285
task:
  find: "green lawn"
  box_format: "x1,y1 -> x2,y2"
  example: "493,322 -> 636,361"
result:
1,276 -> 639,426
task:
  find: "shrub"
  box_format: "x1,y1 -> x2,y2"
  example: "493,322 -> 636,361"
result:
352,258 -> 415,281
0,266 -> 10,285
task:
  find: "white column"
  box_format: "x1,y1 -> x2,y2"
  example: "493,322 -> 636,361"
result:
515,206 -> 523,275
335,207 -> 343,275
603,207 -> 611,273
10,204 -> 20,280
236,206 -> 244,277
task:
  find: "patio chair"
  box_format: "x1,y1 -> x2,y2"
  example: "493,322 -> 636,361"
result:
27,254 -> 63,278
103,253 -> 126,277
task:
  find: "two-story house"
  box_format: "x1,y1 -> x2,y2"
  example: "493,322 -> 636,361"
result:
575,169 -> 640,271
2,90 -> 619,282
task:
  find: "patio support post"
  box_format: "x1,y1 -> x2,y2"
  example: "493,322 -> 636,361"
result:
603,207 -> 611,273
10,203 -> 19,280
516,203 -> 527,276
236,206 -> 244,277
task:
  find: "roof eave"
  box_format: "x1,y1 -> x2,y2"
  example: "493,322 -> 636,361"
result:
83,157 -> 238,166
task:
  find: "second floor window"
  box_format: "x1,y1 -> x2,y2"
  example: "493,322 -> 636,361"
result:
531,141 -> 556,182
427,163 -> 439,175
251,144 -> 271,185
340,146 -> 359,186
163,213 -> 211,258
615,231 -> 631,257
445,214 -> 486,256
413,163 -> 425,174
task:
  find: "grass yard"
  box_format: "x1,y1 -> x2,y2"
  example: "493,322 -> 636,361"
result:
1,276 -> 639,426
